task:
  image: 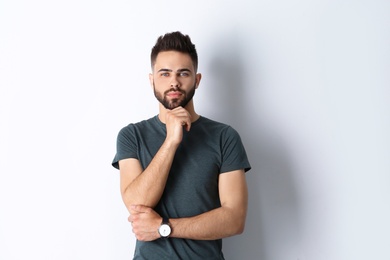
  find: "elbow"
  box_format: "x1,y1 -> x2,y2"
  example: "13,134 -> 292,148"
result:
121,187 -> 140,210
121,187 -> 156,209
235,220 -> 246,235
229,217 -> 246,236
225,206 -> 247,236
233,208 -> 247,236
121,189 -> 134,212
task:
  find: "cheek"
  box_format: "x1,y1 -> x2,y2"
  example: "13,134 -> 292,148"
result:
154,77 -> 170,86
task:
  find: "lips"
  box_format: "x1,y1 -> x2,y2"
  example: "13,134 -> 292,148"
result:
166,91 -> 183,98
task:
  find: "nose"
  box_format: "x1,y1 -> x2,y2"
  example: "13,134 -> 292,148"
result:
170,75 -> 180,89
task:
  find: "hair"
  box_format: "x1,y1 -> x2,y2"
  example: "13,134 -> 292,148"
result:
151,31 -> 198,72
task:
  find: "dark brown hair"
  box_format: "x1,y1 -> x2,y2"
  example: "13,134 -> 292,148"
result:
151,31 -> 198,72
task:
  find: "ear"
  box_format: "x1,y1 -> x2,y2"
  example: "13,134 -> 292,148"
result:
149,73 -> 154,88
195,73 -> 202,89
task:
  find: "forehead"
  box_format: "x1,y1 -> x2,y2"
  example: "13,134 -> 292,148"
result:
154,51 -> 194,71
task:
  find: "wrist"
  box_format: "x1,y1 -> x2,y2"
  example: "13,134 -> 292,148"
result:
158,217 -> 172,238
163,138 -> 180,150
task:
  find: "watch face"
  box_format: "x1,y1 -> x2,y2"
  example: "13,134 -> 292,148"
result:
159,224 -> 171,237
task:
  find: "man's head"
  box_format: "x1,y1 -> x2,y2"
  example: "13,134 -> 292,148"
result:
150,32 -> 201,110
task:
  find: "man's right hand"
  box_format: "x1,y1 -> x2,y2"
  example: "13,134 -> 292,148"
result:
165,106 -> 192,146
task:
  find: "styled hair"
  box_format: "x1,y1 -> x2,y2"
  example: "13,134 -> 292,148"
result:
151,31 -> 198,72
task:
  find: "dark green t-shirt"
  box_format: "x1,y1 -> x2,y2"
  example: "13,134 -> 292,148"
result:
112,115 -> 251,260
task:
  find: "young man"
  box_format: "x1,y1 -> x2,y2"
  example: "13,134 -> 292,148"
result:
112,32 -> 251,259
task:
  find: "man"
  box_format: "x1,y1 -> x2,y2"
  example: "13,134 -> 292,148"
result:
112,31 -> 251,259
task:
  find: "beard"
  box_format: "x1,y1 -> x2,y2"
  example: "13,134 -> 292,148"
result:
153,83 -> 196,110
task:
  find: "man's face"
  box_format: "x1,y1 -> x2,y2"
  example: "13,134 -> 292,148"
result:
150,51 -> 200,110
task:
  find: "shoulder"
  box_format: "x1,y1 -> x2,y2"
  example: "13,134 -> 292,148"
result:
196,116 -> 229,130
120,116 -> 158,131
117,116 -> 159,138
197,116 -> 239,136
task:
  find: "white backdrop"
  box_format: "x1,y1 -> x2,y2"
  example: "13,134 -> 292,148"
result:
1,0 -> 389,259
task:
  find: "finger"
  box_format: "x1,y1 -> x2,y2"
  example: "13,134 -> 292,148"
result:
181,120 -> 190,131
183,121 -> 191,131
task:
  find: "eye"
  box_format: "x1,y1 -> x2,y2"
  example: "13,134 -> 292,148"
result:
160,72 -> 170,77
179,72 -> 189,77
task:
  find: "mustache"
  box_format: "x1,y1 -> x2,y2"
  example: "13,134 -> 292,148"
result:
164,88 -> 185,95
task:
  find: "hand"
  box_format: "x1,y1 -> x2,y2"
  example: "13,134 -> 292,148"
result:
165,106 -> 191,145
128,205 -> 162,241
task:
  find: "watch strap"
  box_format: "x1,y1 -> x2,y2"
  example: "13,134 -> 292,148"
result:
161,217 -> 170,225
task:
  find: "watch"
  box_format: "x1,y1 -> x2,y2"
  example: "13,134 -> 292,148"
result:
158,217 -> 171,238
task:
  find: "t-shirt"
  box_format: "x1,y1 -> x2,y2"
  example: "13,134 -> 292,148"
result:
112,115 -> 251,260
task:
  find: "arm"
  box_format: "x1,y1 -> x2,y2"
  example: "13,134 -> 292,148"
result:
119,107 -> 192,211
171,169 -> 248,239
119,142 -> 176,212
129,169 -> 248,241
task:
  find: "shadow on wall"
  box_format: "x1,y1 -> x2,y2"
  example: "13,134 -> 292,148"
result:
205,33 -> 302,260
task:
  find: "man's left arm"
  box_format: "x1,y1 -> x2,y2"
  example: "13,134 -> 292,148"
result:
129,169 -> 248,241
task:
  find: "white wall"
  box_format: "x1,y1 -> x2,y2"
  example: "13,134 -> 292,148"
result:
1,0 -> 389,259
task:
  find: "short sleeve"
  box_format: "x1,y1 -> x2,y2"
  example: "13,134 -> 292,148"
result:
112,125 -> 138,169
220,126 -> 251,173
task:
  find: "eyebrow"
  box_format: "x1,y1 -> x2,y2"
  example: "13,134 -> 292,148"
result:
157,68 -> 192,73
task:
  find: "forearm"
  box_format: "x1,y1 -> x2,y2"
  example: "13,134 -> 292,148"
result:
121,140 -> 178,209
170,206 -> 247,240
128,170 -> 248,242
